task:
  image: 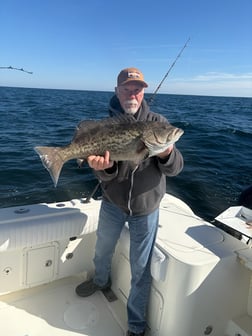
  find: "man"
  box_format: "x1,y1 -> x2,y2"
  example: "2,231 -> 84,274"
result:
76,67 -> 184,336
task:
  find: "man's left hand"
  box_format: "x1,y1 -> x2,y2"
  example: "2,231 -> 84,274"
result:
157,144 -> 174,159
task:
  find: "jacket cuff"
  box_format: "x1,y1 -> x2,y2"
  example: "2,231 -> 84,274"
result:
94,162 -> 118,181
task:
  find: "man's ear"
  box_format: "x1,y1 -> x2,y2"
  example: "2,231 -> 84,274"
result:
115,86 -> 119,97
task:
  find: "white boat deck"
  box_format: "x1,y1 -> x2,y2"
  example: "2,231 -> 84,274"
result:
0,194 -> 251,336
0,275 -> 127,336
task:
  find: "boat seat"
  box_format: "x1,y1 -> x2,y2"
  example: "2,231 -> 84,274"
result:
0,199 -> 100,251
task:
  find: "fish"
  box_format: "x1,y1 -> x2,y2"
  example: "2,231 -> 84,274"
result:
34,116 -> 184,187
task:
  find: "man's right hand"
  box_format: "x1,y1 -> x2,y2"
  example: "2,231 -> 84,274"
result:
87,150 -> 114,171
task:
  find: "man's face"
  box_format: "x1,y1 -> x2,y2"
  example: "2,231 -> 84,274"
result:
116,83 -> 144,114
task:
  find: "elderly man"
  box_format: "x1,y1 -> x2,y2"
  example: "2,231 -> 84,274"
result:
76,67 -> 184,336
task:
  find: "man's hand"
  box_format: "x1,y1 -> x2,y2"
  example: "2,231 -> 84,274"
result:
157,144 -> 174,159
87,150 -> 114,170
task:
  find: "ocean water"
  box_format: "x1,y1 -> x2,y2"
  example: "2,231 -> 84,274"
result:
0,86 -> 251,221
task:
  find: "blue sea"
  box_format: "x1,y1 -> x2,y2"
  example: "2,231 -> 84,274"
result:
0,86 -> 251,221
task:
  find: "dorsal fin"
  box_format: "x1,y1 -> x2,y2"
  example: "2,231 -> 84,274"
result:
78,114 -> 136,128
73,114 -> 137,140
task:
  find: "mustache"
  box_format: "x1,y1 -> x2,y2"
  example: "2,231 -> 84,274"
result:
124,99 -> 138,105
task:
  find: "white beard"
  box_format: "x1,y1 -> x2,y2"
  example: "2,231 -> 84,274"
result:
122,99 -> 139,115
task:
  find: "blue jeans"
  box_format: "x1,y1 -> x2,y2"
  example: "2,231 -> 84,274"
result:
93,200 -> 159,333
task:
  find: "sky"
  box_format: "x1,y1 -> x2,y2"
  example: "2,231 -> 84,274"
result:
1,0 -> 252,97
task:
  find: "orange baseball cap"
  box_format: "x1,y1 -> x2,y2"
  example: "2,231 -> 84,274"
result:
117,67 -> 148,87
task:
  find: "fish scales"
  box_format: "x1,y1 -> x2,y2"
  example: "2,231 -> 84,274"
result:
65,124 -> 144,159
35,116 -> 184,187
68,121 -> 146,160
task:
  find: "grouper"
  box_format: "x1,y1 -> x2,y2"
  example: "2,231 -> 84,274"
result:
35,116 -> 184,187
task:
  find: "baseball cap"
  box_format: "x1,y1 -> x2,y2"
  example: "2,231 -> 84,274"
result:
117,67 -> 148,87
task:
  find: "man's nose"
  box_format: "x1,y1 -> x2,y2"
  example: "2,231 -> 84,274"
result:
128,90 -> 138,97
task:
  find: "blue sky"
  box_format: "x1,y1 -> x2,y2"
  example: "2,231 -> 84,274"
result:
1,0 -> 252,97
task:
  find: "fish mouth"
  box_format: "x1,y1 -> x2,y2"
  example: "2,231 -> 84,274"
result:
153,127 -> 184,145
171,128 -> 184,141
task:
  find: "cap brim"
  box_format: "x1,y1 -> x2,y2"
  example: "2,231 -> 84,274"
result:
119,78 -> 148,88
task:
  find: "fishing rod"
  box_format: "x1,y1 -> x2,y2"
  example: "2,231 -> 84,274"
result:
148,37 -> 190,104
0,66 -> 33,74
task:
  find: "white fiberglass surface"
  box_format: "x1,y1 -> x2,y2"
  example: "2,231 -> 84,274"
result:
0,276 -> 125,336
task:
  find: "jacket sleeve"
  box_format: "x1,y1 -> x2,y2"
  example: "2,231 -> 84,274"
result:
157,145 -> 184,176
93,162 -> 119,182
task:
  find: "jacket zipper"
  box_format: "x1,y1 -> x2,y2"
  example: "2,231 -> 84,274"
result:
127,165 -> 139,215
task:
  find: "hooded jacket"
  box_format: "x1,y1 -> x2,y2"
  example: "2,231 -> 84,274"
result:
94,95 -> 184,216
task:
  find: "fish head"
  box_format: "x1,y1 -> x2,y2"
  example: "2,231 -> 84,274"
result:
159,123 -> 184,143
144,122 -> 184,156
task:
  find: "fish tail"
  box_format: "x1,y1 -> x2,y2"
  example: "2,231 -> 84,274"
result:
34,146 -> 65,187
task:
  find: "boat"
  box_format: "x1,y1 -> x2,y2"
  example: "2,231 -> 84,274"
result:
0,192 -> 251,336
